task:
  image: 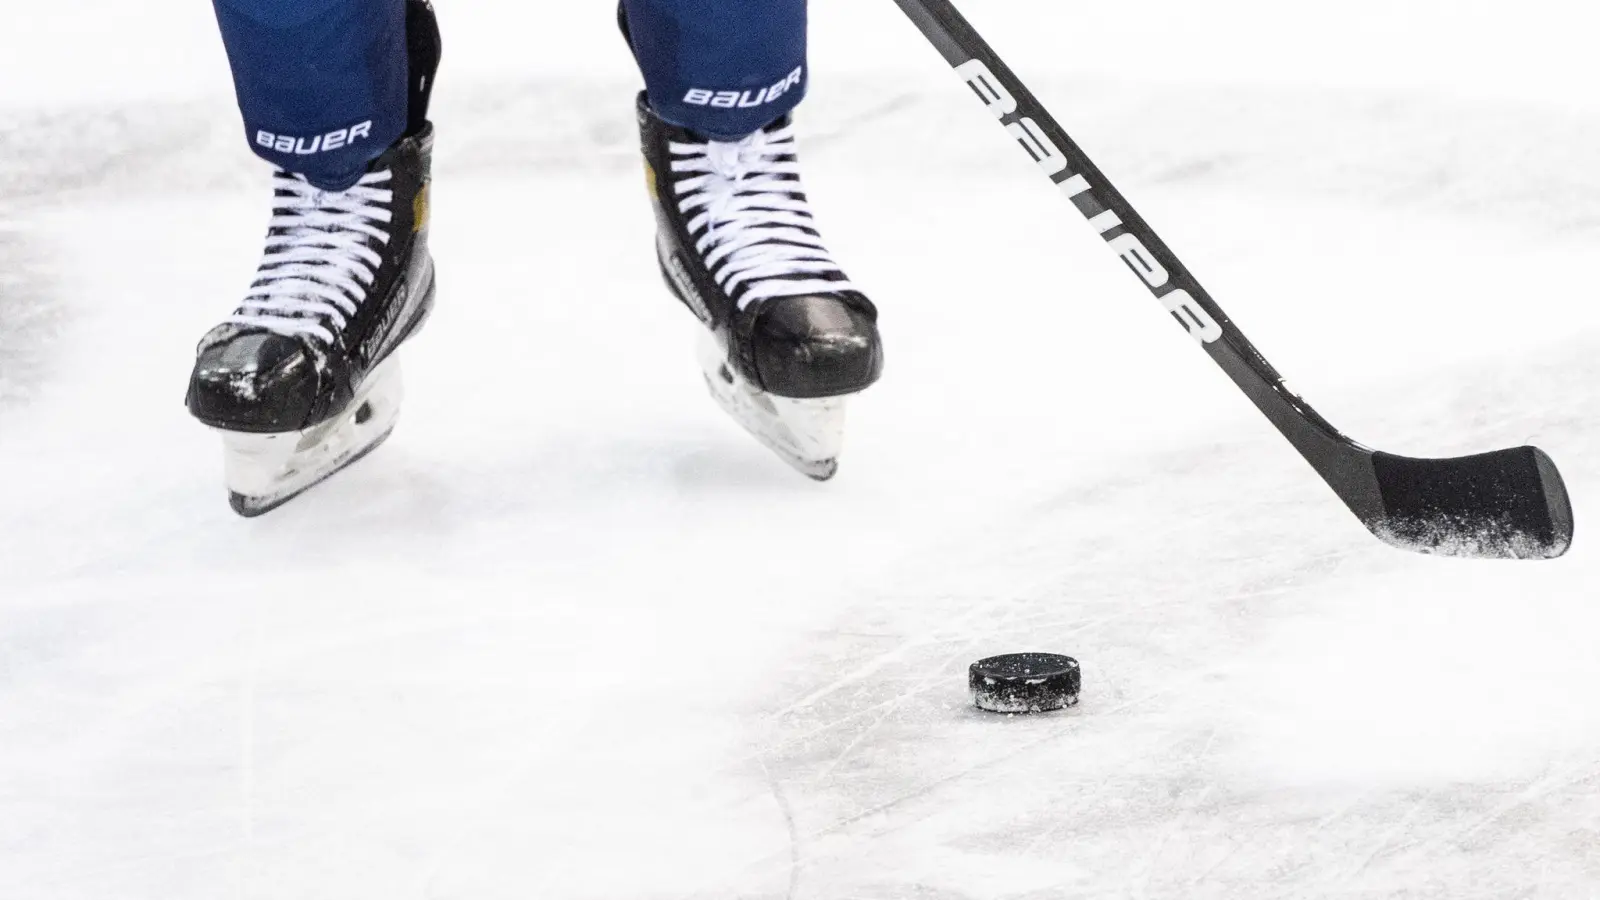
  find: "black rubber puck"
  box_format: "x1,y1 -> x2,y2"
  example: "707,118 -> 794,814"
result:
970,653 -> 1081,713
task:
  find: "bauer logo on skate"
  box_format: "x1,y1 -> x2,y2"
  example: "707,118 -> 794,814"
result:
255,121 -> 374,156
683,67 -> 804,109
954,60 -> 1222,345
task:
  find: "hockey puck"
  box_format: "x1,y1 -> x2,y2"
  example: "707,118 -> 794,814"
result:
970,653 -> 1081,714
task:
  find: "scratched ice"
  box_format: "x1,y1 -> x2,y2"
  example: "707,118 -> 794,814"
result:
3,2 -> 1600,898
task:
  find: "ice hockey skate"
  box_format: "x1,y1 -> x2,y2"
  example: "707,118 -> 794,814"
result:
637,94 -> 884,480
183,0 -> 442,517
185,122 -> 437,516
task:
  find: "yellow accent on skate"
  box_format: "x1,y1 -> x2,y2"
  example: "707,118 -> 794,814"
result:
413,183 -> 430,233
644,161 -> 659,201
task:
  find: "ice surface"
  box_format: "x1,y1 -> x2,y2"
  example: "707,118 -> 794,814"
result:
5,2 -> 1600,898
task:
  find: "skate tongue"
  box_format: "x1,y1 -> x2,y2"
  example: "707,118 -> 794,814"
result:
706,134 -> 767,180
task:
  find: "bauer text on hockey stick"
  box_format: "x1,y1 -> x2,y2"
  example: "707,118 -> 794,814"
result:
890,0 -> 1573,559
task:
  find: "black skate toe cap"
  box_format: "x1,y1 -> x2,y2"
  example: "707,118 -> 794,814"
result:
187,332 -> 323,433
750,294 -> 884,399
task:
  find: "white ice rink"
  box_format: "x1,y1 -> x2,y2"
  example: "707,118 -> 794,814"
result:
5,2 -> 1600,897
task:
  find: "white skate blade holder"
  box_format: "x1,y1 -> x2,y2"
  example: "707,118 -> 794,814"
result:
217,356 -> 404,516
696,329 -> 848,481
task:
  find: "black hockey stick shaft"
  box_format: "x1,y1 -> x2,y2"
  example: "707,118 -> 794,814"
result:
891,0 -> 1573,558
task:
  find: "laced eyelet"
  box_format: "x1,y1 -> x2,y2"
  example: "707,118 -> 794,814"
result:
226,169 -> 397,345
666,124 -> 854,309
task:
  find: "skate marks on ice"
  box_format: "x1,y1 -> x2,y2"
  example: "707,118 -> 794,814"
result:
823,78 -> 1600,236
352,76 -> 1600,235
0,567 -> 810,900
0,101 -> 249,204
10,76 -> 1600,233
4,75 -> 1600,900
0,227 -> 63,411
707,340 -> 1600,900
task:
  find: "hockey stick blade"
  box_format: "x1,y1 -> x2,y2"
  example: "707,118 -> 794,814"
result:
1368,447 -> 1572,559
890,0 -> 1574,559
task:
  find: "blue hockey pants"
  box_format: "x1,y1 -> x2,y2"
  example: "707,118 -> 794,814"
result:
211,0 -> 809,188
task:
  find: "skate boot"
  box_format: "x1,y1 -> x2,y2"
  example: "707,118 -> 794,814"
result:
186,127 -> 436,516
186,0 -> 441,516
636,94 -> 884,480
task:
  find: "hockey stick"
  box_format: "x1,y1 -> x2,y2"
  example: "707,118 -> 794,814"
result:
890,0 -> 1573,559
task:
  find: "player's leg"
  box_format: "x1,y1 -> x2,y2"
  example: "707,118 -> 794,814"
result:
188,0 -> 443,515
621,0 -> 809,139
211,0 -> 410,187
622,0 -> 884,480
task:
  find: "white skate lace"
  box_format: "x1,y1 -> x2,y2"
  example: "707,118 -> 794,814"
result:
669,122 -> 854,308
228,170 -> 395,345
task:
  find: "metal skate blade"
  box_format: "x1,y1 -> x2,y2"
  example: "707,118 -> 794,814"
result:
697,330 -> 847,481
228,426 -> 396,517
218,358 -> 404,516
792,455 -> 840,482
704,373 -> 844,481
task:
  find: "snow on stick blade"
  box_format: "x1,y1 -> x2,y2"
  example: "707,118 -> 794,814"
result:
1369,447 -> 1574,559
